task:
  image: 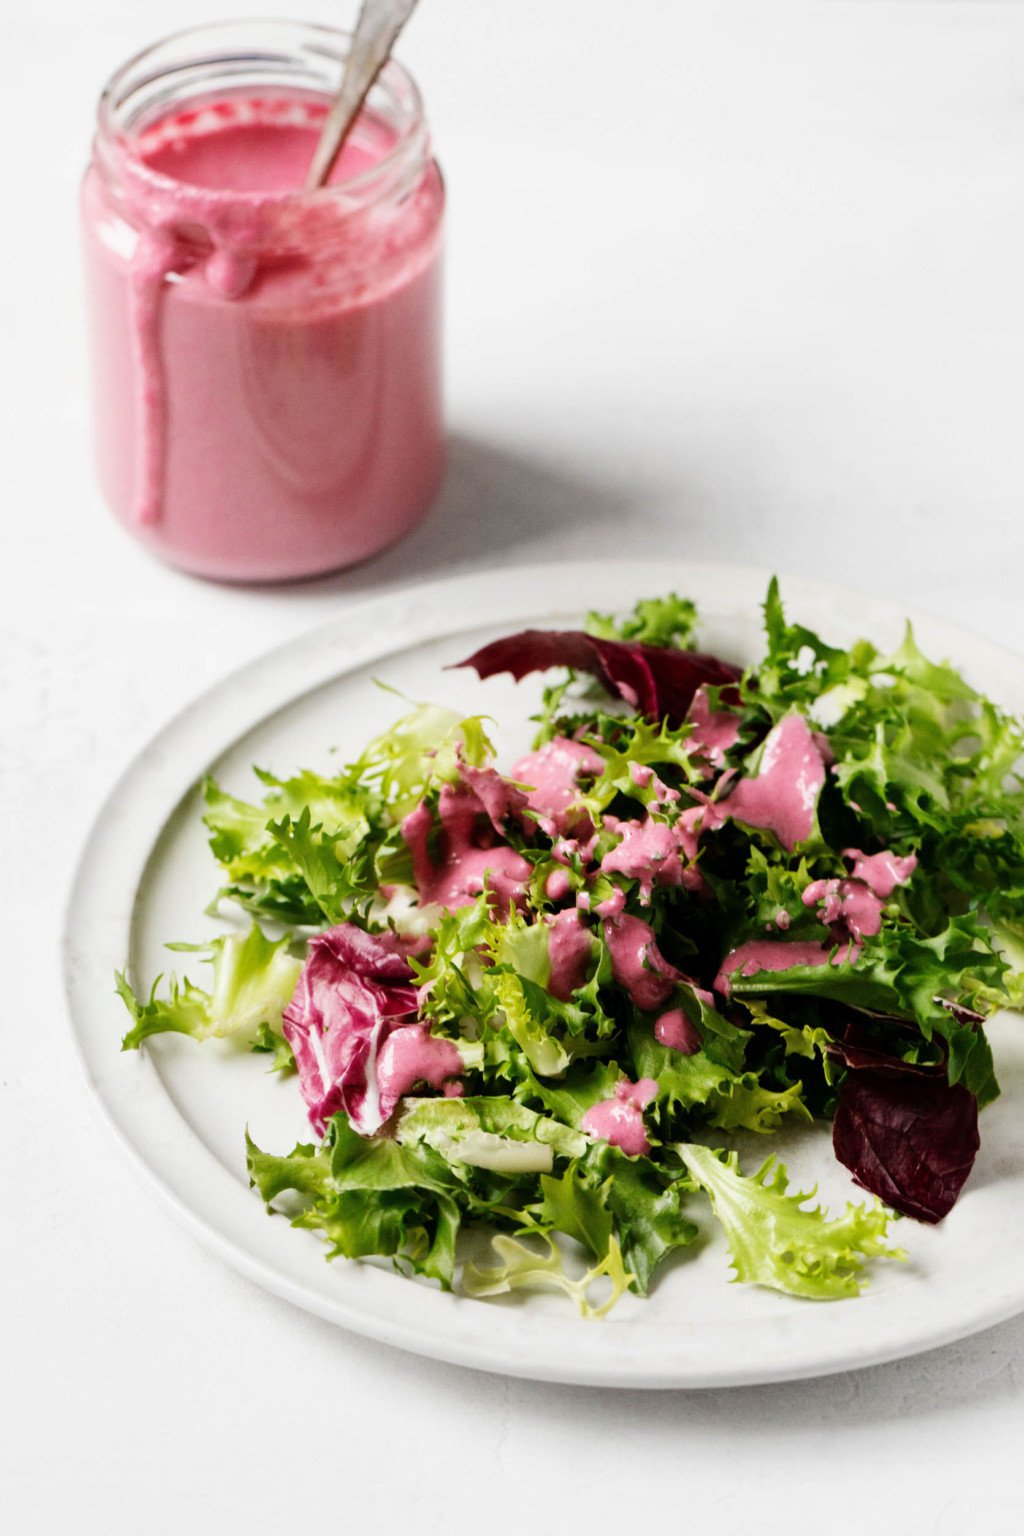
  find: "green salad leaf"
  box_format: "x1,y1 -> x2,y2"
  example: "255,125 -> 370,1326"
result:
677,1143 -> 905,1300
119,925 -> 302,1051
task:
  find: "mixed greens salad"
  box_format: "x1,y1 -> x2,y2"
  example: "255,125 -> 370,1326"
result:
119,585 -> 1024,1313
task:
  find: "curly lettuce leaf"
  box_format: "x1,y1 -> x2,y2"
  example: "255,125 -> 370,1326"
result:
677,1142 -> 904,1300
632,1026 -> 811,1135
462,1231 -> 633,1318
396,1095 -> 587,1173
203,771 -> 374,925
205,707 -> 496,924
251,1021 -> 297,1074
577,1145 -> 699,1293
722,916 -> 1003,1103
586,593 -> 700,651
246,1117 -> 463,1287
118,925 -> 302,1051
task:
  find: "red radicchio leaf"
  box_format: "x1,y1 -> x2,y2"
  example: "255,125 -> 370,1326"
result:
452,630 -> 741,727
281,924 -> 420,1137
832,1068 -> 980,1224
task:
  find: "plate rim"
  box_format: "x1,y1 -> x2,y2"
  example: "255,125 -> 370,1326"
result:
62,557 -> 1024,1389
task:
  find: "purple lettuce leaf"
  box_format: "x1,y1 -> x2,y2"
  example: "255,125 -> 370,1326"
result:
831,1022 -> 980,1223
281,924 -> 419,1137
452,630 -> 740,726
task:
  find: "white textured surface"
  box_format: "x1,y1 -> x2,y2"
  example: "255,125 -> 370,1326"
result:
5,0 -> 1024,1529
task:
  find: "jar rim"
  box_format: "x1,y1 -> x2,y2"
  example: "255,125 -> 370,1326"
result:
95,18 -> 429,213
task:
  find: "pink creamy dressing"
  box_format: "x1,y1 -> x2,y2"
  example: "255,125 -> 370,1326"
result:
715,939 -> 839,992
603,913 -> 682,1011
511,738 -> 604,838
802,847 -> 916,942
720,715 -> 826,851
581,1078 -> 659,1157
686,686 -> 742,767
376,1023 -> 463,1105
401,777 -> 531,914
602,815 -> 701,900
843,848 -> 917,898
717,846 -> 914,990
545,868 -> 572,902
82,94 -> 444,579
594,885 -> 627,919
654,1007 -> 701,1053
546,908 -> 595,1000
802,878 -> 884,940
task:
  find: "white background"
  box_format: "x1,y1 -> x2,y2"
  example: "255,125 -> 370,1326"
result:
4,1 -> 1024,1531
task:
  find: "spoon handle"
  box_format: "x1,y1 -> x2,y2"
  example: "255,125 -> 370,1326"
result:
304,0 -> 421,191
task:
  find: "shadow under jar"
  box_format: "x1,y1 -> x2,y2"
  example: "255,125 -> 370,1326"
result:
81,20 -> 445,582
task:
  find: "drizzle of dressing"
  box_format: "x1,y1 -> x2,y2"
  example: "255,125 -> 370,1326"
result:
802,877 -> 884,941
400,789 -> 531,913
686,685 -> 742,767
511,737 -> 604,837
603,913 -> 682,1011
720,715 -> 826,851
581,1077 -> 659,1157
802,846 -> 916,942
127,230 -> 181,525
594,885 -> 627,919
715,938 -> 844,994
376,1023 -> 463,1110
843,848 -> 917,898
546,908 -> 595,1000
601,816 -> 685,902
654,1007 -> 701,1053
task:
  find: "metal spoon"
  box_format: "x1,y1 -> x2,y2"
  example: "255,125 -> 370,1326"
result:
304,0 -> 421,191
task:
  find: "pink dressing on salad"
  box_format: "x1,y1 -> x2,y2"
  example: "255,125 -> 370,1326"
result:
545,868 -> 572,902
456,759 -> 529,833
603,913 -> 682,1011
601,792 -> 730,903
715,938 -> 838,993
686,686 -> 742,767
802,878 -> 885,941
802,847 -> 916,943
552,832 -> 599,869
546,908 -> 595,1000
400,792 -> 531,914
375,1023 -> 464,1107
601,816 -> 688,901
629,762 -> 653,789
511,737 -> 604,837
581,1077 -> 659,1157
720,714 -> 826,851
594,885 -> 627,919
843,848 -> 917,898
652,777 -> 681,805
654,1007 -> 701,1053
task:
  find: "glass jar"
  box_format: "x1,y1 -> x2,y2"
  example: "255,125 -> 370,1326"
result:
81,20 -> 445,582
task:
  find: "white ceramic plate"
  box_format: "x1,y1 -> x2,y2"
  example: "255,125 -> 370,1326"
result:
64,560 -> 1024,1388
